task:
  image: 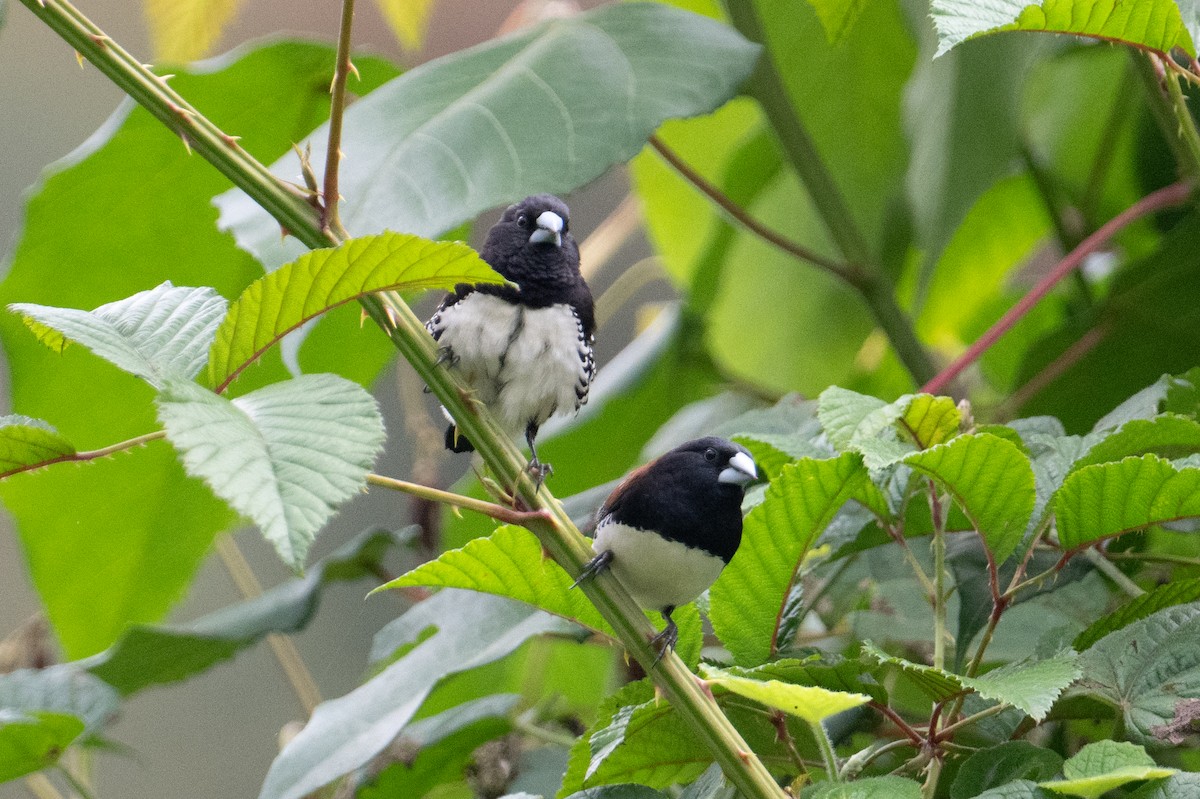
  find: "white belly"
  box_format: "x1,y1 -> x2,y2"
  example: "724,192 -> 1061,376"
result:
436,294 -> 585,435
592,520 -> 727,611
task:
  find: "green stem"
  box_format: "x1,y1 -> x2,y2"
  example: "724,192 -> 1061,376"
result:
920,754 -> 942,799
0,429 -> 167,480
1082,547 -> 1145,598
934,702 -> 1009,741
366,473 -> 550,527
929,483 -> 948,672
719,0 -> 936,387
16,3 -> 786,796
322,0 -> 356,236
810,720 -> 841,782
1106,550 -> 1200,568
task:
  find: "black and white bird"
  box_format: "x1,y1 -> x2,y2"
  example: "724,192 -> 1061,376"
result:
425,195 -> 595,477
574,437 -> 758,658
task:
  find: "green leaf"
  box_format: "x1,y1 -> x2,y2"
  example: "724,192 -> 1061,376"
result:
818,387 -> 888,450
904,433 -> 1036,562
0,416 -> 75,479
804,0 -> 868,44
0,666 -> 119,735
145,0 -> 245,62
1053,455 -> 1200,550
901,395 -> 962,450
0,42 -> 399,659
1129,773 -> 1200,799
700,665 -> 869,725
719,655 -> 887,705
259,590 -> 578,799
929,0 -> 1195,57
1071,415 -> 1200,471
801,776 -> 923,799
564,680 -> 802,793
1039,741 -> 1175,798
10,282 -> 227,389
710,453 -> 872,666
1078,602 -> 1200,743
216,3 -> 761,269
377,524 -> 703,668
207,233 -> 504,391
1162,368 -> 1200,418
1074,578 -> 1200,651
0,711 -> 84,782
965,651 -> 1081,722
864,643 -> 1078,721
83,528 -> 399,695
157,375 -> 386,570
950,741 -> 1064,799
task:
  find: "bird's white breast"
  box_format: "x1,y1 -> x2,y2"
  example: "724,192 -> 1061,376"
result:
592,520 -> 727,611
435,293 -> 589,435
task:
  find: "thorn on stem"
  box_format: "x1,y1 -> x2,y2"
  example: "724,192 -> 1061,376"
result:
180,133 -> 192,156
220,133 -> 242,149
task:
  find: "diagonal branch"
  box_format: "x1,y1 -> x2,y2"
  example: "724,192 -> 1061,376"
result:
16,2 -> 786,796
322,0 -> 357,236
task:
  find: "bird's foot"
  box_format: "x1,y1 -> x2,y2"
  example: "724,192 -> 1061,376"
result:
650,614 -> 679,667
527,457 -> 553,490
433,346 -> 458,368
571,549 -> 613,590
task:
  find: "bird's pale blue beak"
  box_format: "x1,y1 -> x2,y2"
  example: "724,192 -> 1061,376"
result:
719,451 -> 757,485
529,210 -> 563,246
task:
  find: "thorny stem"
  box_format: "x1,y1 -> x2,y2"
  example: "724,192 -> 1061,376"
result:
322,0 -> 356,237
928,482 -> 948,672
1107,550 -> 1200,568
18,3 -> 788,795
366,473 -> 552,527
810,720 -> 842,782
1082,547 -> 1145,598
921,753 -> 942,799
0,429 -> 166,480
934,702 -> 1010,742
869,701 -> 923,746
922,180 -> 1195,395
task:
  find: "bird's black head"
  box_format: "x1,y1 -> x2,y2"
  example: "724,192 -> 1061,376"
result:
477,195 -> 585,309
657,437 -> 758,495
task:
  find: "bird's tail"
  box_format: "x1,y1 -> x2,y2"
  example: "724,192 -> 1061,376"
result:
444,424 -> 475,453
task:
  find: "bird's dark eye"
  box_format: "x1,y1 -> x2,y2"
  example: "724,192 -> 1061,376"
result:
516,214 -> 528,228
704,448 -> 718,462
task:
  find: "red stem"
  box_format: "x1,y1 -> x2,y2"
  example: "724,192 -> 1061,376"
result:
922,181 -> 1194,396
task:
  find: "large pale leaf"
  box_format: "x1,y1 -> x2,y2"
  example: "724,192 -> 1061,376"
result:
0,711 -> 84,783
904,433 -> 1036,562
929,0 -> 1195,57
1038,741 -> 1175,798
0,416 -> 75,479
207,233 -> 505,391
709,453 -> 873,666
377,524 -> 704,668
157,375 -> 386,570
1053,455 -> 1200,550
0,43 -> 399,659
700,665 -> 869,725
1078,602 -> 1200,742
259,590 -> 578,799
216,2 -> 762,269
11,283 -> 226,389
145,0 -> 245,62
1129,774 -> 1200,799
83,528 -> 400,695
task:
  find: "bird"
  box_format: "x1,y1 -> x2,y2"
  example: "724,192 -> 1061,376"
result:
425,194 -> 595,479
573,437 -> 758,660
